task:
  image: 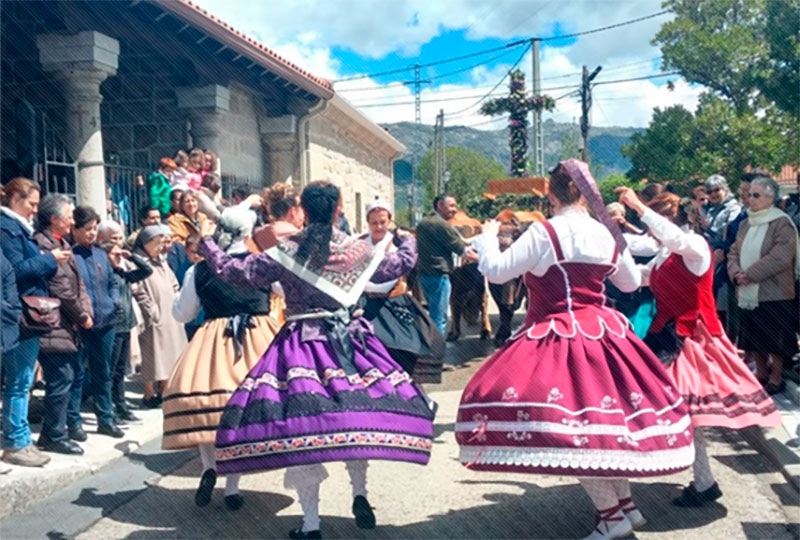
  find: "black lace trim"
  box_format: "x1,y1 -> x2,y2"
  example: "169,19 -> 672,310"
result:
219,390 -> 435,429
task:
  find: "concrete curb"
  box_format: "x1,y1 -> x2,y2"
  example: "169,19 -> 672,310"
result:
0,404 -> 168,519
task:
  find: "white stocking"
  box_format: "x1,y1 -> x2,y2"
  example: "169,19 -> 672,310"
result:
692,429 -> 716,492
611,479 -> 632,502
225,473 -> 241,496
345,460 -> 368,498
285,464 -> 329,533
198,443 -> 216,472
579,478 -> 619,511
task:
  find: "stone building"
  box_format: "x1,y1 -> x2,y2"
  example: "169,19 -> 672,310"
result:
1,0 -> 402,228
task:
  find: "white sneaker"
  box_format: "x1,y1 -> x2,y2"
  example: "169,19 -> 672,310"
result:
583,508 -> 633,540
0,460 -> 11,474
620,498 -> 646,529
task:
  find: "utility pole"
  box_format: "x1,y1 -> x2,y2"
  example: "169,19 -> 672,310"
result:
432,109 -> 446,195
530,38 -> 544,177
401,64 -> 431,226
580,65 -> 602,163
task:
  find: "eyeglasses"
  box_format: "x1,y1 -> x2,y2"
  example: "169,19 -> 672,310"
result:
748,193 -> 764,199
707,188 -> 722,193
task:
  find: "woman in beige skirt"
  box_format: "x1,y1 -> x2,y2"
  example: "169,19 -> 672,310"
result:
162,205 -> 280,511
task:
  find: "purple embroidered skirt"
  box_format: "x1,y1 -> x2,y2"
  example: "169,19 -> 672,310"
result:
215,322 -> 435,475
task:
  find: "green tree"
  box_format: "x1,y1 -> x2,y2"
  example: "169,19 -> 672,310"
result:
598,173 -> 636,204
622,105 -> 698,182
418,146 -> 505,206
760,0 -> 800,118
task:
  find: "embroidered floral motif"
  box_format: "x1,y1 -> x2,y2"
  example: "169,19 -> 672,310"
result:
666,434 -> 677,447
516,410 -> 530,421
664,386 -> 675,399
470,413 -> 489,442
617,434 -> 639,447
547,387 -> 563,403
600,395 -> 618,409
629,392 -> 643,410
216,431 -> 433,462
508,431 -> 532,441
240,367 -> 408,392
573,435 -> 589,446
502,387 -> 519,401
561,418 -> 590,429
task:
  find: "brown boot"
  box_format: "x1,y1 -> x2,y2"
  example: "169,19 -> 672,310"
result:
2,445 -> 51,467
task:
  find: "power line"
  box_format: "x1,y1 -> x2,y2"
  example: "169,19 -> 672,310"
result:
333,10 -> 670,84
541,10 -> 670,42
444,43 -> 532,117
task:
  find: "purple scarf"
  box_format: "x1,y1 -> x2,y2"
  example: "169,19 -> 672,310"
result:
559,159 -> 628,252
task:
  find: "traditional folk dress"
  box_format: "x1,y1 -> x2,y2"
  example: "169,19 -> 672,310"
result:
198,230 -> 435,475
161,255 -> 281,450
456,207 -> 696,477
359,233 -> 445,383
641,208 -> 780,429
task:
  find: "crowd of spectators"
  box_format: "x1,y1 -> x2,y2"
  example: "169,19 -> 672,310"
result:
0,143 -> 271,467
607,171 -> 799,395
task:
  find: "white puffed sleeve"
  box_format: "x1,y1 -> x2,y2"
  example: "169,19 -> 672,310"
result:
477,223 -> 551,284
172,265 -> 202,323
641,208 -> 710,276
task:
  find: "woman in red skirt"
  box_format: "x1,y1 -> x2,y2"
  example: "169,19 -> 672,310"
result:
456,160 -> 695,540
618,188 -> 780,508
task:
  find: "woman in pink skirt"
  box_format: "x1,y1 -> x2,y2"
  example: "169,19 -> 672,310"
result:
618,188 -> 780,508
456,160 -> 695,540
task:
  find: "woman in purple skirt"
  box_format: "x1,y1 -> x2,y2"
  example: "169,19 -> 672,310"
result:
198,181 -> 435,539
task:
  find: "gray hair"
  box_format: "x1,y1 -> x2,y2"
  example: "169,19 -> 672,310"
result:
606,202 -> 625,215
704,174 -> 729,192
751,176 -> 780,200
36,193 -> 73,231
97,219 -> 123,237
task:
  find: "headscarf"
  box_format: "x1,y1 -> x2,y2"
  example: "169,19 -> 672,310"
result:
558,159 -> 628,251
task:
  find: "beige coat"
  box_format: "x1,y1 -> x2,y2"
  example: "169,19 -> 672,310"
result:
135,252 -> 187,381
728,215 -> 797,303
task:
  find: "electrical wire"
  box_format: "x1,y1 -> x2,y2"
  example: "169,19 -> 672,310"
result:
333,10 -> 670,84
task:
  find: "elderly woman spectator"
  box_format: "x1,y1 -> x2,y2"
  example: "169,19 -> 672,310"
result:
70,207 -> 124,439
134,225 -> 188,408
34,194 -> 93,456
1,179 -> 69,467
729,175 -> 799,394
167,190 -> 209,245
97,220 -> 153,423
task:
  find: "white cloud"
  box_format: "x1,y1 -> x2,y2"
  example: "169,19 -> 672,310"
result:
192,0 -> 701,129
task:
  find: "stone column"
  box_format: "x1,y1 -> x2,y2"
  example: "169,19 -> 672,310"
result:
260,115 -> 299,184
176,85 -> 230,152
37,31 -> 119,218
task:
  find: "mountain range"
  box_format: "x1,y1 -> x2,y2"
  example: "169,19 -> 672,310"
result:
382,119 -> 642,181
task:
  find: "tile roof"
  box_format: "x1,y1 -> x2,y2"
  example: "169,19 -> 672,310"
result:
151,0 -> 333,99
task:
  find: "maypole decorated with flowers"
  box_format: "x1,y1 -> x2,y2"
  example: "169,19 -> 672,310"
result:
479,69 -> 555,177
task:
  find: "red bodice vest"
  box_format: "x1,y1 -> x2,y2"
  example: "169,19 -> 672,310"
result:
649,251 -> 722,337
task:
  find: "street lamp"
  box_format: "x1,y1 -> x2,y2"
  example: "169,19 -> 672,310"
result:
407,183 -> 414,227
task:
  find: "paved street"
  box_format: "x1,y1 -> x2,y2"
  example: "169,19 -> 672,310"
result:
1,315 -> 798,539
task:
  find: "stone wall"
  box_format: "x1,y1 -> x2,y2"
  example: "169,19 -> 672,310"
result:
306,140 -> 395,235
210,84 -> 264,180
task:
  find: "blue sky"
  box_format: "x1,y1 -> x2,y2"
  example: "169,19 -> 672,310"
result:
192,0 -> 702,129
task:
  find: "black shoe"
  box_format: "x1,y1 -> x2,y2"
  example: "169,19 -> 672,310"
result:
352,495 -> 376,529
765,381 -> 786,395
141,396 -> 161,409
68,425 -> 88,442
672,482 -> 723,507
116,409 -> 141,423
114,415 -> 128,427
37,437 -> 84,455
288,529 -> 321,540
97,423 -> 125,438
195,469 -> 217,507
225,494 -> 245,511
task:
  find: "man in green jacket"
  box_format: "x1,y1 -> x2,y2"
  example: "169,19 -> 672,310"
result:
415,194 -> 471,336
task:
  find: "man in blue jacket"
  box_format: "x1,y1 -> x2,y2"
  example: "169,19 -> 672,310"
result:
70,206 -> 123,439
